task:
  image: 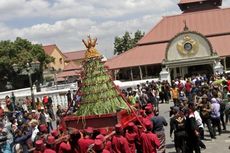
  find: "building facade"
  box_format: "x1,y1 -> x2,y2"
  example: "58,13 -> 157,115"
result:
106,0 -> 230,82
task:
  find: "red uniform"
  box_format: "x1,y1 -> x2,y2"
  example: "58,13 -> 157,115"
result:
125,131 -> 138,153
0,107 -> 4,118
146,113 -> 154,121
58,142 -> 71,153
111,135 -> 130,153
44,148 -> 56,153
227,80 -> 230,91
78,137 -> 94,153
105,140 -> 112,151
102,149 -> 110,153
140,131 -> 160,153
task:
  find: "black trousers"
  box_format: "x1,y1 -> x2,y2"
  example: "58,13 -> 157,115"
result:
211,117 -> 222,136
220,113 -> 226,130
186,135 -> 201,153
202,117 -> 215,138
174,131 -> 186,153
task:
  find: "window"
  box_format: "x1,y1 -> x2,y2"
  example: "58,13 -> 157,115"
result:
59,58 -> 63,64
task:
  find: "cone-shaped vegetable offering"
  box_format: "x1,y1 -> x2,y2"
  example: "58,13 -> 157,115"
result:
76,36 -> 130,116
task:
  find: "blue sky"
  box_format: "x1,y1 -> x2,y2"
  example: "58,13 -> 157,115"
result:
0,0 -> 230,58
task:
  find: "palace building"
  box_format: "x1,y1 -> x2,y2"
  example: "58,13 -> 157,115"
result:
105,0 -> 230,82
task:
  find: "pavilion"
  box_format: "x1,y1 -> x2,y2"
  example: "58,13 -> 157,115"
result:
105,0 -> 230,82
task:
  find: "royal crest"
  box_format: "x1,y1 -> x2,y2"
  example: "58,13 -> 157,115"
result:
176,34 -> 199,57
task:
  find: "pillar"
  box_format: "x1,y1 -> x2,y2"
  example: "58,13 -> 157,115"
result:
130,68 -> 134,81
160,67 -> 171,83
139,66 -> 143,80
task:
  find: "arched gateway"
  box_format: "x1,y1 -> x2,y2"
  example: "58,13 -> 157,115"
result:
160,30 -> 223,82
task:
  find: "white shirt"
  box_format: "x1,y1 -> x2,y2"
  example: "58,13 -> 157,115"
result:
194,111 -> 204,128
31,126 -> 39,142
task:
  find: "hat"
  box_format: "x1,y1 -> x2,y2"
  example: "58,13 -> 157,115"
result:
100,128 -> 108,136
40,106 -> 44,110
202,94 -> 208,99
144,121 -> 152,129
31,110 -> 36,113
51,130 -> 59,137
94,140 -> 104,151
85,127 -> 94,134
145,106 -> 152,111
96,134 -> 104,141
35,140 -> 44,149
58,126 -> 64,132
47,135 -> 55,145
39,124 -> 47,133
139,109 -> 145,114
115,124 -> 123,132
128,122 -> 135,127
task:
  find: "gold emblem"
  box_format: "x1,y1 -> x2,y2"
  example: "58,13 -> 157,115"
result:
82,36 -> 101,59
176,34 -> 199,57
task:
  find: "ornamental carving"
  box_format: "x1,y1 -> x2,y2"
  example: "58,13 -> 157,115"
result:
176,34 -> 199,57
82,36 -> 101,59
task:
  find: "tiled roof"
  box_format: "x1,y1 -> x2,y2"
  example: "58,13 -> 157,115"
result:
63,61 -> 82,71
106,7 -> 230,70
42,44 -> 57,55
105,43 -> 166,69
57,70 -> 80,78
64,50 -> 86,61
179,0 -> 206,4
105,34 -> 230,70
138,8 -> 230,45
209,34 -> 230,57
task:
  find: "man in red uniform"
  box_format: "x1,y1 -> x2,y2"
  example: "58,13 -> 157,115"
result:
58,136 -> 71,153
140,121 -> 160,153
93,140 -> 110,153
78,127 -> 94,153
125,122 -> 139,153
145,105 -> 154,121
44,135 -> 56,153
111,124 -> 130,153
33,140 -> 45,153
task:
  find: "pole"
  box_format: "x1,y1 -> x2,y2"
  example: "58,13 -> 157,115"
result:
28,72 -> 35,110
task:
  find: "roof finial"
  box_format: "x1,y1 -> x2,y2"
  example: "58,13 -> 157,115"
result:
183,20 -> 189,31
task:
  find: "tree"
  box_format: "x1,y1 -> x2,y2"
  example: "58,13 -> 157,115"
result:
0,37 -> 54,91
113,30 -> 145,55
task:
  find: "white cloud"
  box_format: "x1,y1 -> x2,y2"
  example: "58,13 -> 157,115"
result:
0,0 -> 229,58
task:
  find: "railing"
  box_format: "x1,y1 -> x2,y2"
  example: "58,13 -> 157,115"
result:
0,83 -> 78,108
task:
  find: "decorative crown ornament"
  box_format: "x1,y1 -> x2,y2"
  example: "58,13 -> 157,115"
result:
82,35 -> 101,59
176,34 -> 199,57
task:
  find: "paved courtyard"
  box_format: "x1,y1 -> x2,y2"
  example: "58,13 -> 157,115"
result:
159,103 -> 230,153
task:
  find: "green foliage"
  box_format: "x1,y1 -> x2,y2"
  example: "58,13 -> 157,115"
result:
0,37 -> 54,91
76,57 -> 129,116
114,30 -> 145,55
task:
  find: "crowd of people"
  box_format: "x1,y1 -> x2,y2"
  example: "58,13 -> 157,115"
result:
0,73 -> 230,153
